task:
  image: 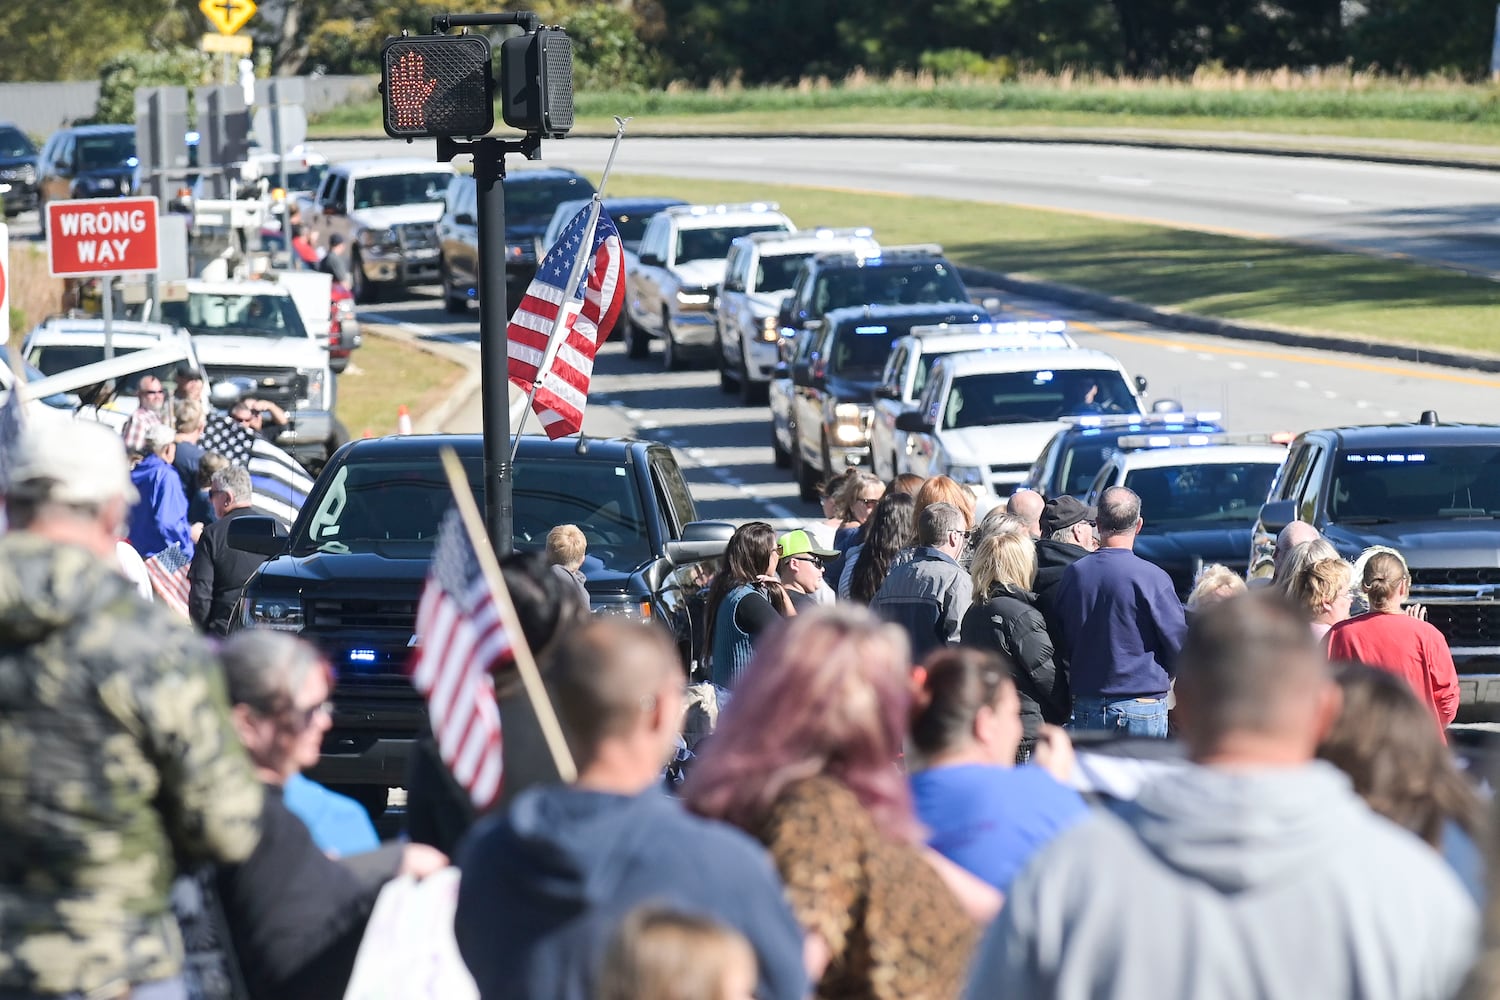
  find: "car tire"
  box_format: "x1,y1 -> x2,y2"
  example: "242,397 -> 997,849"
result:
662,312 -> 683,371
821,434 -> 836,483
797,443 -> 820,503
440,259 -> 468,313
740,354 -> 768,405
771,422 -> 791,468
351,253 -> 382,305
624,312 -> 650,360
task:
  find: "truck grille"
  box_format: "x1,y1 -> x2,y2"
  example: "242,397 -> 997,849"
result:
1411,568 -> 1500,587
203,365 -> 305,411
1425,604 -> 1500,650
306,597 -> 419,630
398,222 -> 439,252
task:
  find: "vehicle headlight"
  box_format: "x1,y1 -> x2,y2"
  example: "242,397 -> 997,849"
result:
246,595 -> 304,632
758,315 -> 780,343
948,464 -> 987,486
834,402 -> 863,420
89,176 -> 117,192
832,402 -> 871,445
360,228 -> 399,250
591,599 -> 652,620
1,164 -> 34,183
301,367 -> 326,409
676,290 -> 712,307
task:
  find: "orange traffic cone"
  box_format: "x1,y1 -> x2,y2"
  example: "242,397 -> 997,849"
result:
396,405 -> 413,435
362,428 -> 374,439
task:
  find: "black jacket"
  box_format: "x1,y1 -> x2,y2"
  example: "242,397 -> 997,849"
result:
960,583 -> 1070,739
189,507 -> 269,635
1033,538 -> 1090,645
216,784 -> 402,1000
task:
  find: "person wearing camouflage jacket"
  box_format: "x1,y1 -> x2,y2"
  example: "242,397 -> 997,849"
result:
0,419 -> 263,999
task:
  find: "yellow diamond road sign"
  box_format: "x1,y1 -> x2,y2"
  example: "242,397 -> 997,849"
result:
199,0 -> 256,36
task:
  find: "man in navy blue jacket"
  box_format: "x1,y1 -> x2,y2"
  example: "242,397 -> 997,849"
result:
1052,486 -> 1187,738
455,619 -> 807,1000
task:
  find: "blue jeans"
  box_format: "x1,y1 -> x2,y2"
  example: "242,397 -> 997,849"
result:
1070,695 -> 1169,739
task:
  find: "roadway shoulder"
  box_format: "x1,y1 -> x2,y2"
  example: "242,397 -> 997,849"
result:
960,265 -> 1500,375
360,321 -> 482,434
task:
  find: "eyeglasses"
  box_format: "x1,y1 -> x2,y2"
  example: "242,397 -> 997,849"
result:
141,389 -> 165,396
289,700 -> 333,729
857,497 -> 882,507
788,554 -> 824,569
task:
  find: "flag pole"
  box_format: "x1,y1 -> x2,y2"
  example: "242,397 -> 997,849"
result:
438,447 -> 579,783
508,116 -> 633,462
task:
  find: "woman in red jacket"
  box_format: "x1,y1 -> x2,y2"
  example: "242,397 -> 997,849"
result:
1325,548 -> 1459,733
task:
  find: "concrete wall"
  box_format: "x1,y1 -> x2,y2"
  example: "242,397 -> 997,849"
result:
0,75 -> 377,140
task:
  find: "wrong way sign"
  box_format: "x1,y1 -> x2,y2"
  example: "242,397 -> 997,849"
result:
47,198 -> 160,278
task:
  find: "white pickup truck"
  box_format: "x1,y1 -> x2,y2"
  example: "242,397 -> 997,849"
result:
894,345 -> 1152,505
298,158 -> 456,303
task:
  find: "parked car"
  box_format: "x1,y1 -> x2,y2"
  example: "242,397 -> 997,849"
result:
716,227 -> 878,404
895,347 -> 1154,502
299,158 -> 456,303
1084,439 -> 1287,596
0,122 -> 39,216
624,202 -> 796,369
1250,414 -> 1500,720
437,168 -> 596,314
226,433 -> 733,812
1021,410 -> 1228,500
36,124 -> 138,235
777,244 -> 970,339
783,304 -> 990,501
23,317 -> 198,409
869,320 -> 1078,483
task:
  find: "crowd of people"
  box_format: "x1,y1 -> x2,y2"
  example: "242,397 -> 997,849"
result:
0,415 -> 1494,1000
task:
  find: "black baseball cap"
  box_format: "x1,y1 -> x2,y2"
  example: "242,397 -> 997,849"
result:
1041,495 -> 1096,536
328,233 -> 346,247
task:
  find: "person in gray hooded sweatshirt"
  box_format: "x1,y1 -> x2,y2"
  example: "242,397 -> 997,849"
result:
455,618 -> 806,1000
968,592 -> 1478,1000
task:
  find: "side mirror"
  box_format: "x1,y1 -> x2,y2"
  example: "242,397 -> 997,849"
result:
776,300 -> 795,327
981,296 -> 1003,316
454,212 -> 474,227
895,409 -> 934,434
638,252 -> 661,267
1134,375 -> 1149,394
1151,398 -> 1182,413
665,520 -> 735,566
1257,499 -> 1298,535
872,384 -> 897,399
226,515 -> 290,557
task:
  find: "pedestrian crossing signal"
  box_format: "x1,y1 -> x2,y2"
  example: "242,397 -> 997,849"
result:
380,34 -> 494,140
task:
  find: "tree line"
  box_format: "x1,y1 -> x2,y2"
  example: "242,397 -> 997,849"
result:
1,0 -> 1493,88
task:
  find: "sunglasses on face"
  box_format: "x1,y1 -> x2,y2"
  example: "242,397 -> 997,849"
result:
789,554 -> 824,569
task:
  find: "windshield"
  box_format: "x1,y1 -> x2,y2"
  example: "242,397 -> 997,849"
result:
831,325 -> 902,377
0,127 -> 34,159
1055,440 -> 1115,497
814,262 -> 966,315
755,252 -> 813,294
26,344 -> 182,395
1126,461 -> 1281,526
351,172 -> 451,210
1330,446 -> 1500,522
612,206 -> 664,250
283,163 -> 327,192
296,454 -> 653,569
506,177 -> 595,227
676,224 -> 788,265
76,132 -> 135,171
943,369 -> 1139,428
161,292 -> 308,340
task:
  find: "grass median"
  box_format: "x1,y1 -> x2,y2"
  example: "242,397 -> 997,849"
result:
336,330 -> 467,438
606,173 -> 1500,354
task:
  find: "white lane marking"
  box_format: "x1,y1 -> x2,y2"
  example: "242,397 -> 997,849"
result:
1166,345 -> 1187,353
1227,361 -> 1247,371
1383,409 -> 1401,418
1293,380 -> 1311,390
1099,175 -> 1152,187
1355,400 -> 1371,408
1323,390 -> 1338,399
1295,193 -> 1351,206
1259,370 -> 1277,379
764,502 -> 803,521
1197,352 -> 1216,361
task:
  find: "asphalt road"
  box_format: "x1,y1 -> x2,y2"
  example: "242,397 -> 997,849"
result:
318,136 -> 1500,276
364,280 -> 1500,529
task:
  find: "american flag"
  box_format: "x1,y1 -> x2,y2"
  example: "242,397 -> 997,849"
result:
506,202 -> 625,439
145,542 -> 192,618
409,507 -> 510,810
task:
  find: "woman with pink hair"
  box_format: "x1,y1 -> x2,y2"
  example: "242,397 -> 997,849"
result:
684,606 -> 994,999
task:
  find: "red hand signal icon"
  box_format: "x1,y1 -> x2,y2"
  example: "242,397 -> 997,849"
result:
389,50 -> 438,131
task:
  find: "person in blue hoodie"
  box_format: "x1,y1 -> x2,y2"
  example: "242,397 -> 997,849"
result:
455,619 -> 807,1000
967,594 -> 1478,1000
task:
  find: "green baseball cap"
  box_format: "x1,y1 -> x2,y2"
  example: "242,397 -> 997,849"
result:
777,529 -> 840,560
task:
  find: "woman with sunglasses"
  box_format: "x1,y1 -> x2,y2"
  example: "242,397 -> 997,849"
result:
705,522 -> 795,694
822,471 -> 885,588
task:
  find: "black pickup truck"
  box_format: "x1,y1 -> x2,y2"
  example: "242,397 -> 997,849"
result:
227,433 -> 730,811
1250,414 -> 1500,722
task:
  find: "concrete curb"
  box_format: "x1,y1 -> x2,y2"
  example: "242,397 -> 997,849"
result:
312,128 -> 1500,173
359,324 -> 482,434
959,265 -> 1500,375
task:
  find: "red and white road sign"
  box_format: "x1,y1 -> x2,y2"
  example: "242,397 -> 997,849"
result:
47,197 -> 160,278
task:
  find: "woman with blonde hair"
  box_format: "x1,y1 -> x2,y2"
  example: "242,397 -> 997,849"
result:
1287,556 -> 1356,639
960,532 -> 1069,762
598,906 -> 758,1000
1326,548 -> 1459,732
823,470 -> 885,588
685,607 -> 993,999
1185,563 -> 1246,614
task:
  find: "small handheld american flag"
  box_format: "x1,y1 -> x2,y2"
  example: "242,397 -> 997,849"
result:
409,507 -> 511,810
506,203 -> 626,440
145,542 -> 192,618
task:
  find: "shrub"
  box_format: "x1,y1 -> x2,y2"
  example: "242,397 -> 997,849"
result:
91,49 -> 213,124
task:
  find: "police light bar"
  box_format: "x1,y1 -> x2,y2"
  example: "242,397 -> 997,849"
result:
1116,431 -> 1283,450
908,321 -> 1077,349
810,226 -> 875,239
675,201 -> 780,217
